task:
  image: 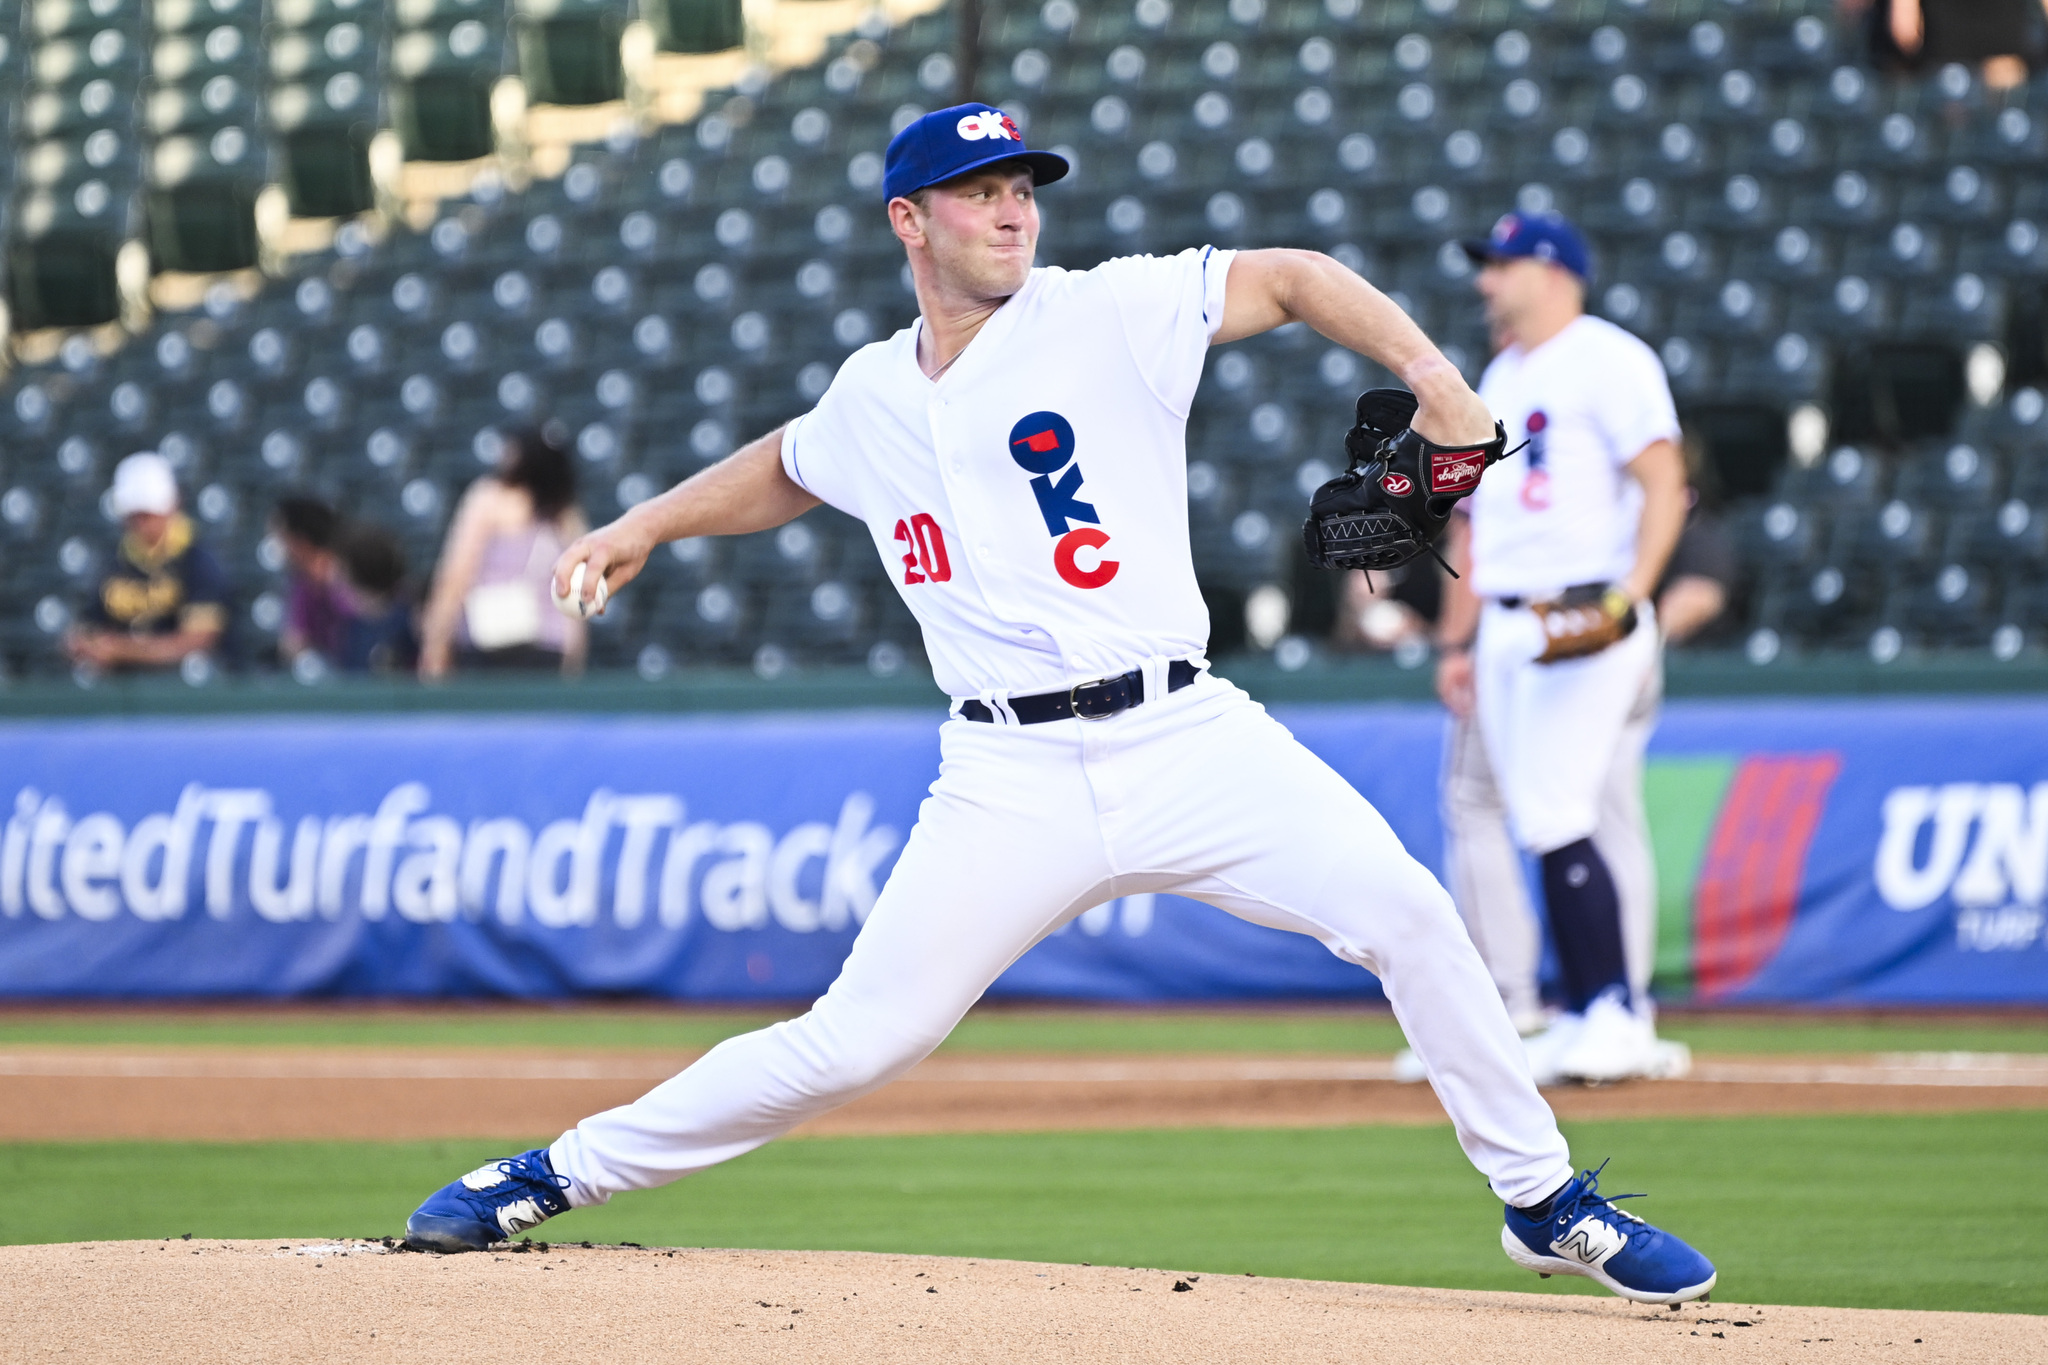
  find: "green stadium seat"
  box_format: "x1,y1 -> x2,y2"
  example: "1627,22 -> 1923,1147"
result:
145,132 -> 262,271
515,0 -> 627,107
644,0 -> 744,55
391,71 -> 496,161
6,222 -> 122,329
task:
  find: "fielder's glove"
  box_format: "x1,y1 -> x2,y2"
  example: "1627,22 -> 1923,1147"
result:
1301,388 -> 1511,573
1533,583 -> 1639,664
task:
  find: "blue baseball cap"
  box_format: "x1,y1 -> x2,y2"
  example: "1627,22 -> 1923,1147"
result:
882,103 -> 1070,202
1459,210 -> 1593,279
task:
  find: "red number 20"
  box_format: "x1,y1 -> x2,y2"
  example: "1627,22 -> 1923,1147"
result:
893,513 -> 952,585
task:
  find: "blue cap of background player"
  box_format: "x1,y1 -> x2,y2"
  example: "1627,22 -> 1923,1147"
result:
882,103 -> 1070,202
1458,211 -> 1593,279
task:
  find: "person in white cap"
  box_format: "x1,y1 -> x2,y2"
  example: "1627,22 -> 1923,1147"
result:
63,451 -> 229,671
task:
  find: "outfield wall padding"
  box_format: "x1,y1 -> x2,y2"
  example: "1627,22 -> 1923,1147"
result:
1,695 -> 2043,1003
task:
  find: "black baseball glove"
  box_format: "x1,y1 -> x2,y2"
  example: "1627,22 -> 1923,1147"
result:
1301,388 -> 1511,573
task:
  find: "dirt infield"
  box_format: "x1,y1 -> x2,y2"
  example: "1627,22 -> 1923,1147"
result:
3,1241 -> 2037,1364
3,1048 -> 2045,1141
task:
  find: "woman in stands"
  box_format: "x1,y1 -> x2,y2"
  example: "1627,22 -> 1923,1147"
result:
418,425 -> 589,679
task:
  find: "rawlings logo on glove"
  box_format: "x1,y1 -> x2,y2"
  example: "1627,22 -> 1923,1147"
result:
1430,445 -> 1487,494
1301,388 -> 1512,574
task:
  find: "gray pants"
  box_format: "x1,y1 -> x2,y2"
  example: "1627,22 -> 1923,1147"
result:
1440,659 -> 1662,1024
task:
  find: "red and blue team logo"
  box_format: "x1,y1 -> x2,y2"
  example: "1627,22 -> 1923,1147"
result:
1008,410 -> 1119,589
1520,409 -> 1552,511
956,109 -> 1022,143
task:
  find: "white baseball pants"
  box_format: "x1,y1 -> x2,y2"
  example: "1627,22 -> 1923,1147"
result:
1443,655 -> 1662,1019
549,673 -> 1574,1209
1473,600 -> 1660,857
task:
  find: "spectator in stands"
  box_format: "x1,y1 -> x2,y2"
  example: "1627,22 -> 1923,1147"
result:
1654,432 -> 1738,647
1850,0 -> 2048,88
418,426 -> 587,679
1655,523 -> 1737,647
337,522 -> 418,674
63,451 -> 229,672
272,495 -> 349,667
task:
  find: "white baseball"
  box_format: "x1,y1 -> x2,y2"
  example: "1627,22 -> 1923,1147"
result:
553,562 -> 609,619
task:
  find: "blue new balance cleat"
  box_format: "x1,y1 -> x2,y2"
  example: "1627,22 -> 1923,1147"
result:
1502,1162 -> 1717,1304
404,1148 -> 571,1252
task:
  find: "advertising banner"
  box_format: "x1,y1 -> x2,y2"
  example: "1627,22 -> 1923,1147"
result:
1,696 -> 2043,1003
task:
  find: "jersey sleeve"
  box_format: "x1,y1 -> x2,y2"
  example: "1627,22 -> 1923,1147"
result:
1595,334 -> 1683,467
779,405 -> 860,519
1096,246 -> 1237,417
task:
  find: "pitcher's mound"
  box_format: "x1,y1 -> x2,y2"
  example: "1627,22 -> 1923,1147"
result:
3,1241 -> 2036,1363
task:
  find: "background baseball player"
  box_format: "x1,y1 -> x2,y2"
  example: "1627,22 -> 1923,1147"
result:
1429,212 -> 1693,1085
399,106 -> 1715,1305
1398,504 -> 1734,1084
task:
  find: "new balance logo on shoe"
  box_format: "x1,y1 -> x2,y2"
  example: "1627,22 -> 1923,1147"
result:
460,1162 -> 515,1191
1502,1164 -> 1716,1304
1554,1214 -> 1627,1266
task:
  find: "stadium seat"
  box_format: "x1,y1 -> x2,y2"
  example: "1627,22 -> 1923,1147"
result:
646,0 -> 744,54
1894,438 -> 2002,513
1887,561 -> 1995,647
146,140 -> 262,272
515,0 -> 626,106
388,0 -> 503,164
6,220 -> 123,329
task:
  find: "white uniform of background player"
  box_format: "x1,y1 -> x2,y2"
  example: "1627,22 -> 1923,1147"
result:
1438,664 -> 1661,1036
1429,213 -> 1692,1085
1438,497 -> 1730,1049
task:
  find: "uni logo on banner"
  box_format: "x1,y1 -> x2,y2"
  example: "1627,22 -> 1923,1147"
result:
1007,410 -> 1119,589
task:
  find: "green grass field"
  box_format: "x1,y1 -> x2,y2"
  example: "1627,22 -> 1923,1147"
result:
1,1005 -> 2044,1056
6,1112 -> 2042,1314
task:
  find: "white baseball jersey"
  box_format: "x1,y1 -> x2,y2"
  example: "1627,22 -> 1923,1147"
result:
780,247 -> 1233,701
1468,315 -> 1679,599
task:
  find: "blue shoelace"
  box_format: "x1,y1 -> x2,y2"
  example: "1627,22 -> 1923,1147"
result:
1548,1159 -> 1648,1236
466,1152 -> 571,1216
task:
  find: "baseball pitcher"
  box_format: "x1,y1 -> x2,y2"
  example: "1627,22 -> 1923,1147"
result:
400,110 -> 1714,1305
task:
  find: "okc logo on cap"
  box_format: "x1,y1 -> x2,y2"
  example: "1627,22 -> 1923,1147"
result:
881,102 -> 1070,202
956,110 -> 1020,142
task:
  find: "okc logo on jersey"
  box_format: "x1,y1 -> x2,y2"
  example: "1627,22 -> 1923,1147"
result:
956,110 -> 1020,143
1520,409 -> 1553,511
1008,410 -> 1120,590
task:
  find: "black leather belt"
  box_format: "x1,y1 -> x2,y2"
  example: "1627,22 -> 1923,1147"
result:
960,658 -> 1200,724
1493,582 -> 1612,611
